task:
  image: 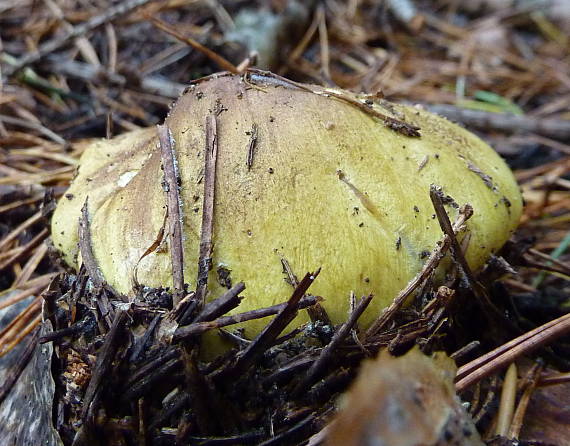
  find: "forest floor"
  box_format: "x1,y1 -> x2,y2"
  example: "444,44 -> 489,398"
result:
1,1 -> 570,445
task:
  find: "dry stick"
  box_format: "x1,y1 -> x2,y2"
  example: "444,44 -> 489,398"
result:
0,297 -> 41,356
0,114 -> 66,145
180,349 -> 218,434
281,257 -> 300,288
121,357 -> 181,402
258,412 -> 319,446
182,432 -> 265,445
430,185 -> 506,324
173,294 -> 319,342
472,376 -> 499,425
0,284 -> 44,311
455,312 -> 570,392
496,362 -> 518,437
157,125 -> 184,304
306,424 -> 331,446
294,294 -> 373,396
15,147 -> 79,166
129,314 -> 161,362
528,248 -> 570,273
94,288 -> 116,329
0,195 -> 46,216
422,104 -> 570,141
43,0 -> 101,67
515,157 -> 570,183
204,0 -> 235,32
0,166 -> 75,186
46,58 -> 186,99
288,5 -> 321,62
246,123 -> 258,170
0,227 -> 49,270
39,315 -> 94,344
194,282 -> 245,323
171,291 -> 198,325
22,273 -> 59,291
0,296 -> 41,340
195,115 -> 218,309
262,354 -> 318,387
430,185 -> 477,285
539,371 -> 570,387
105,23 -> 118,73
12,242 -> 48,288
138,399 -> 146,446
246,69 -> 421,137
0,210 -> 42,251
0,327 -> 40,406
317,5 -> 331,82
522,134 -> 570,157
148,392 -> 191,430
78,199 -> 106,288
147,15 -> 239,74
214,270 -> 321,379
508,362 -> 543,439
450,340 -> 481,362
81,310 -> 127,420
281,257 -> 331,326
125,347 -> 181,389
236,53 -> 258,74
3,0 -> 155,78
523,256 -> 570,276
365,202 -> 472,338
0,313 -> 41,358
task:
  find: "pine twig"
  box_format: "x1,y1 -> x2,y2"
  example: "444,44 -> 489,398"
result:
157,124 -> 185,303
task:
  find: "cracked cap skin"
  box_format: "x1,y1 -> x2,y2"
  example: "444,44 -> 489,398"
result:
51,72 -> 522,339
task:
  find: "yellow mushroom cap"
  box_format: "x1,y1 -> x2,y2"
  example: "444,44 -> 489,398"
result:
51,72 -> 522,336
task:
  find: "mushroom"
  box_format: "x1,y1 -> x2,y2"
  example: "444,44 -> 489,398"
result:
51,71 -> 522,337
326,347 -> 484,446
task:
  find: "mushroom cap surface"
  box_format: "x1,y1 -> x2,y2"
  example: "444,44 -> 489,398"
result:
52,72 -> 522,336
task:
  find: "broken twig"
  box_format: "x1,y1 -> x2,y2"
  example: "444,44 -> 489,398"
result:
173,294 -> 319,342
157,125 -> 185,303
81,310 -> 127,419
195,114 -> 219,310
365,198 -> 472,338
294,294 -> 373,396
78,199 -> 106,288
246,123 -> 258,170
213,270 -> 320,378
